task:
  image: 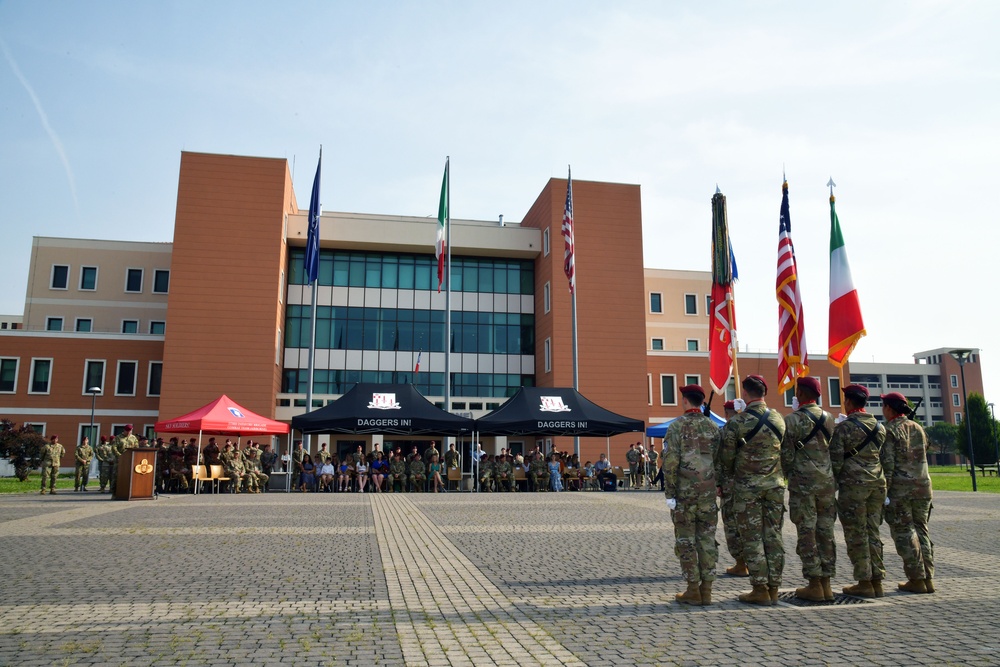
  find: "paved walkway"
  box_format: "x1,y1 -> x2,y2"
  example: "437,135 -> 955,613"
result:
1,488 -> 999,666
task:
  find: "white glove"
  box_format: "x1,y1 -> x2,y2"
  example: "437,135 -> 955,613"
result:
791,396 -> 800,410
733,398 -> 746,413
884,497 -> 891,506
835,413 -> 848,424
666,498 -> 677,510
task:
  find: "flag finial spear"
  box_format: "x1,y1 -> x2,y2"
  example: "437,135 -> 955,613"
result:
783,164 -> 786,183
715,184 -> 721,194
827,177 -> 836,196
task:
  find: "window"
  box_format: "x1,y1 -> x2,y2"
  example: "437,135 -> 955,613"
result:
80,266 -> 98,291
650,292 -> 662,313
50,265 -> 69,290
660,375 -> 677,405
544,338 -> 552,373
685,374 -> 701,387
828,378 -> 841,407
955,412 -> 963,424
29,358 -> 52,394
75,318 -> 92,333
952,393 -> 961,407
24,423 -> 45,436
684,294 -> 698,315
0,358 -> 18,393
543,281 -> 551,314
686,339 -> 699,351
651,338 -> 664,351
83,360 -> 105,394
543,228 -> 550,257
79,423 -> 100,445
125,268 -> 143,293
950,374 -> 958,388
706,294 -> 712,317
149,321 -> 166,335
147,361 -> 162,396
279,270 -> 285,304
122,320 -> 139,334
784,388 -> 795,407
116,361 -> 138,396
46,317 -> 63,332
153,269 -> 170,294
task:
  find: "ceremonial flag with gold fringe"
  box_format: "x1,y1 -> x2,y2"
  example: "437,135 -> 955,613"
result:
776,180 -> 808,393
828,191 -> 866,367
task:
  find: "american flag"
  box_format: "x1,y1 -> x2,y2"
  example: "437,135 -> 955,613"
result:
414,349 -> 422,375
562,167 -> 576,293
776,180 -> 809,393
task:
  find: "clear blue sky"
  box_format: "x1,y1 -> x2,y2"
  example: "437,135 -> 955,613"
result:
1,0 -> 997,400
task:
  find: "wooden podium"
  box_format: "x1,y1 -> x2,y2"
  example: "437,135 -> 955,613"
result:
114,448 -> 157,500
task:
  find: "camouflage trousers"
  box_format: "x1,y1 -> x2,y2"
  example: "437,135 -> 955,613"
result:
98,462 -> 113,490
735,487 -> 785,587
109,460 -> 118,494
837,483 -> 885,581
628,464 -> 641,488
788,488 -> 837,578
719,489 -> 743,561
74,462 -> 91,490
410,474 -> 426,491
246,471 -> 268,492
389,473 -> 406,492
671,499 -> 719,583
885,496 -> 934,581
528,471 -> 549,492
495,475 -> 514,492
39,464 -> 59,491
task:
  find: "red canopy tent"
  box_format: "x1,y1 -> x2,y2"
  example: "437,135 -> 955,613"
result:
154,395 -> 290,494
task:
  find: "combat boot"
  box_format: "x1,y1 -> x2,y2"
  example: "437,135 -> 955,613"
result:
898,578 -> 928,594
726,559 -> 750,577
699,581 -> 713,605
39,489 -> 46,495
871,579 -> 884,598
675,581 -> 702,606
768,585 -> 780,603
821,577 -> 834,601
924,578 -> 935,594
738,584 -> 773,606
843,580 -> 876,598
795,578 -> 826,602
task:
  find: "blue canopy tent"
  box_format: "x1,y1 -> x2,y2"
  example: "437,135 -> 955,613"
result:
646,411 -> 726,438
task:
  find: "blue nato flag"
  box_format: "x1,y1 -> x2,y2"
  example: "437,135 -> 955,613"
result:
305,150 -> 322,284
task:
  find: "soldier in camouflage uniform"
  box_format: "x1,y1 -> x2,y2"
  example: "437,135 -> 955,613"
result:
645,445 -> 658,490
202,438 -> 221,468
478,455 -> 495,492
830,384 -> 886,598
244,446 -> 268,493
625,444 -> 641,490
718,375 -> 786,606
495,455 -> 514,492
444,443 -> 460,472
155,438 -> 170,494
528,453 -> 549,492
110,425 -> 139,496
74,436 -> 94,491
225,445 -> 246,493
781,376 -> 837,602
389,454 -> 407,492
95,436 -> 116,493
663,385 -> 720,605
880,392 -> 935,594
167,438 -> 189,492
39,435 -> 65,494
408,453 -> 426,492
717,400 -> 748,577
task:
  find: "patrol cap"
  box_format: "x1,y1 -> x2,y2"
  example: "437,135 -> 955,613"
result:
723,400 -> 736,410
842,384 -> 869,399
797,376 -> 822,397
680,384 -> 706,401
881,392 -> 909,410
742,374 -> 768,395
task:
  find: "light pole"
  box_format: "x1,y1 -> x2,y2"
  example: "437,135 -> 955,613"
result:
989,402 -> 999,477
87,386 -> 101,479
949,349 -> 976,492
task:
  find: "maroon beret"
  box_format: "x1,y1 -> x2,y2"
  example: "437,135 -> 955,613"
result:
797,376 -> 822,396
723,400 -> 736,410
842,384 -> 869,399
680,384 -> 706,401
742,374 -> 768,395
881,392 -> 909,409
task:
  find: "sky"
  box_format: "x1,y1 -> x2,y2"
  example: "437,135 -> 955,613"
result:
1,0 -> 997,400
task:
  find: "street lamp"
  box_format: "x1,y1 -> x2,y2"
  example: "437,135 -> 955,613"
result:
989,402 -> 999,478
87,386 -> 102,480
949,349 -> 976,492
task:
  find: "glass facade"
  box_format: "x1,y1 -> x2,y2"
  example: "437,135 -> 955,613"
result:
281,368 -> 533,399
287,249 -> 533,294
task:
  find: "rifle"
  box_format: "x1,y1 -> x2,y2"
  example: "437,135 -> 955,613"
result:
704,392 -> 715,417
909,397 -> 924,422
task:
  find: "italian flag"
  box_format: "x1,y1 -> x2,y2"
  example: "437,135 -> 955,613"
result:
436,159 -> 449,292
828,195 -> 866,367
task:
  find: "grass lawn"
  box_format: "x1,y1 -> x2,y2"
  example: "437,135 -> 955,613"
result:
0,473 -> 80,494
928,465 -> 1000,493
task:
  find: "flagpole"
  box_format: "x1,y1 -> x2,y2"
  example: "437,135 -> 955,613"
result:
444,157 -> 452,421
729,297 -> 741,400
304,147 -> 322,465
568,166 -> 580,459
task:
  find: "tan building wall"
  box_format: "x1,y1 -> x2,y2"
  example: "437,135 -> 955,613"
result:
522,178 -> 648,464
23,237 -> 171,334
644,268 -> 712,352
159,152 -> 297,421
0,332 -> 162,466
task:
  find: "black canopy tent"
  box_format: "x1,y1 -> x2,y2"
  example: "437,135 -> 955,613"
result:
291,383 -> 475,436
475,386 -> 644,436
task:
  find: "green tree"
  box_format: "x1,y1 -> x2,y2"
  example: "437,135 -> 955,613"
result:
0,420 -> 47,481
956,393 -> 999,467
926,422 -> 959,455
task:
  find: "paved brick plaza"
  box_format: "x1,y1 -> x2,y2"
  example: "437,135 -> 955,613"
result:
1,488 -> 998,666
